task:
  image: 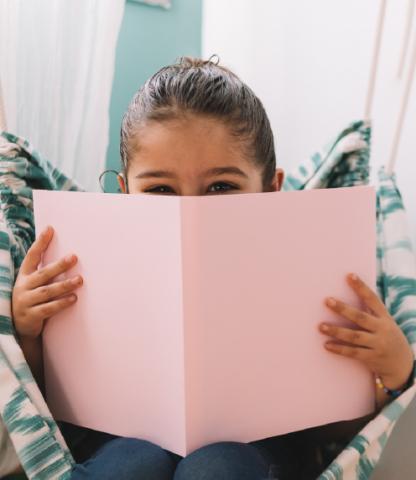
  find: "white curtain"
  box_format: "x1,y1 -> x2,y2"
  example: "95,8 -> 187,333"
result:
0,0 -> 125,191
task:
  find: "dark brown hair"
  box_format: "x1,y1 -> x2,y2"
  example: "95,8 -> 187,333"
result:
120,56 -> 276,189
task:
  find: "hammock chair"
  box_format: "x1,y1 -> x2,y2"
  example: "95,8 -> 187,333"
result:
0,116 -> 415,480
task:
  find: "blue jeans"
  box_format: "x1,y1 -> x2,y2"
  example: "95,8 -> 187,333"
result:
60,423 -> 325,479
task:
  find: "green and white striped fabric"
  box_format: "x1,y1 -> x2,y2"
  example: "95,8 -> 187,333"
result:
0,133 -> 83,479
0,121 -> 415,479
283,120 -> 416,479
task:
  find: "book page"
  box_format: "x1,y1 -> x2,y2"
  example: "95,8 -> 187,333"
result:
182,186 -> 376,454
34,190 -> 187,455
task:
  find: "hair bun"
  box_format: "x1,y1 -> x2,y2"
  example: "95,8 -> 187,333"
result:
177,55 -> 221,68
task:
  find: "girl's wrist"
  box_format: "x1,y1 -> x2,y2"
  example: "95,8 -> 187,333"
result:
379,360 -> 415,392
17,331 -> 41,346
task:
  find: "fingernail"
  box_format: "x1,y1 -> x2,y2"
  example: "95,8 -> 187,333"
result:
69,294 -> 77,302
71,276 -> 82,285
320,324 -> 329,332
65,254 -> 76,263
349,273 -> 358,282
326,298 -> 337,307
43,226 -> 52,236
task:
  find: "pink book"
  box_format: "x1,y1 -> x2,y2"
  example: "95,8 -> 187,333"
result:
33,186 -> 376,456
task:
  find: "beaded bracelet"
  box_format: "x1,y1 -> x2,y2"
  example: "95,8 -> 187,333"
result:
375,360 -> 416,398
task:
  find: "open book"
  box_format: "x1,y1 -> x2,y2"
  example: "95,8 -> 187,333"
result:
33,186 -> 376,456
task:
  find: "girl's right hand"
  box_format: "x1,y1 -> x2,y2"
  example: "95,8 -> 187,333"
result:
12,226 -> 83,339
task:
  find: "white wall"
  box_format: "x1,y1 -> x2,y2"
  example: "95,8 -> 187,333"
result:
203,0 -> 416,247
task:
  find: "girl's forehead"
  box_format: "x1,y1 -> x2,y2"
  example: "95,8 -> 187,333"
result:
129,116 -> 253,174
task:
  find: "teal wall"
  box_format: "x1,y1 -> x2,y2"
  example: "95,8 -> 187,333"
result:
105,0 -> 202,192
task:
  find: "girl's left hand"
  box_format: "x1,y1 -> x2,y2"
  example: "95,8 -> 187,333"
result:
320,273 -> 414,392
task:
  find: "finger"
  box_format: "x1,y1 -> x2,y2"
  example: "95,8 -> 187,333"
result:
325,297 -> 379,332
20,226 -> 54,275
27,254 -> 78,289
27,275 -> 83,306
319,323 -> 375,348
346,273 -> 387,317
324,341 -> 371,361
30,294 -> 78,320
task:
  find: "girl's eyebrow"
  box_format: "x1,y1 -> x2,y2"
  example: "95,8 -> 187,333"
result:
135,166 -> 249,179
206,167 -> 249,178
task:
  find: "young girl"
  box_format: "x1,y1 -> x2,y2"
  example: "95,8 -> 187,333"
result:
12,57 -> 414,480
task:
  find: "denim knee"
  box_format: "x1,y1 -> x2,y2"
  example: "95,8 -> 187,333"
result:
70,437 -> 176,480
174,441 -> 274,480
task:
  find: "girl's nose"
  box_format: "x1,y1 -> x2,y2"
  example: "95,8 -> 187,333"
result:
180,185 -> 204,196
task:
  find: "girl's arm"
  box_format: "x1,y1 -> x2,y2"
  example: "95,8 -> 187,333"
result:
320,273 -> 414,411
12,226 -> 83,392
18,336 -> 44,392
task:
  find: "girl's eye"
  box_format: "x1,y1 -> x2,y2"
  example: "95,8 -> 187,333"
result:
145,185 -> 175,194
144,182 -> 238,195
207,182 -> 238,194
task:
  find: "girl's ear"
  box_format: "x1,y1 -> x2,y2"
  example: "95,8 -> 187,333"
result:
271,168 -> 285,191
117,173 -> 127,193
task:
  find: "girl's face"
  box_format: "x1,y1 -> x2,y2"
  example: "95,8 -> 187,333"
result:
118,115 -> 284,196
